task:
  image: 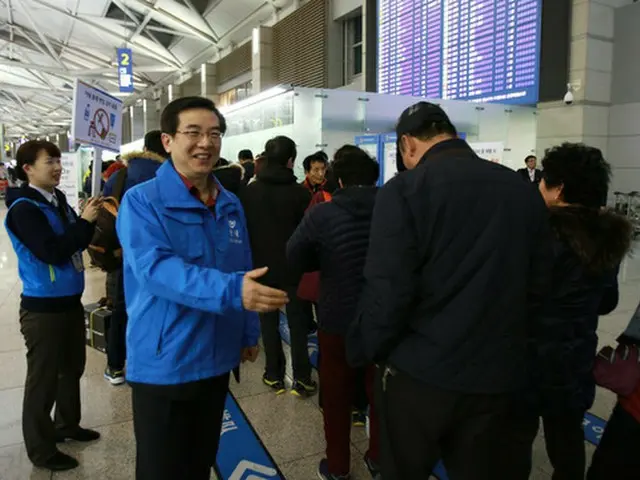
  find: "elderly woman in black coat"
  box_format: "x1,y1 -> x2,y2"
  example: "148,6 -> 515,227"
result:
506,143 -> 633,480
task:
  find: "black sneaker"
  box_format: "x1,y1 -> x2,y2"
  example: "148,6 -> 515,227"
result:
262,375 -> 286,395
34,450 -> 79,472
352,410 -> 367,427
56,427 -> 101,443
104,367 -> 126,386
291,378 -> 318,397
317,458 -> 350,480
364,454 -> 381,479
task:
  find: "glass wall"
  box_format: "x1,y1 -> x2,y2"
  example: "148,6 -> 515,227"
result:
219,86 -> 538,175
218,81 -> 253,107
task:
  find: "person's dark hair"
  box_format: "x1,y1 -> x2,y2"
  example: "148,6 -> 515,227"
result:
102,160 -> 114,172
316,150 -> 329,162
396,101 -> 458,141
144,130 -> 168,157
264,136 -> 297,167
160,96 -> 227,136
302,152 -> 328,172
541,143 -> 611,209
16,140 -> 61,182
238,149 -> 253,161
525,155 -> 537,163
334,144 -> 364,163
217,157 -> 229,167
332,145 -> 379,187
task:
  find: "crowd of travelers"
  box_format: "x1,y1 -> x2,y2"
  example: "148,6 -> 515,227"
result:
4,95 -> 639,480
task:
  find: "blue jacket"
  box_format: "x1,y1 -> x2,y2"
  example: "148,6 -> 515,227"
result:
103,150 -> 166,197
116,161 -> 260,385
5,195 -> 85,298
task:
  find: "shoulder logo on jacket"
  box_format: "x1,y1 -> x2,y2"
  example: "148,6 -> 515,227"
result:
228,219 -> 242,245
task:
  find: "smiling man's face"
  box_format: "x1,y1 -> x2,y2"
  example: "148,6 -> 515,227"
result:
162,108 -> 222,180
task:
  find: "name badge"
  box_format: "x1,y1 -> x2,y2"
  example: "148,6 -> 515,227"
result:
71,252 -> 85,273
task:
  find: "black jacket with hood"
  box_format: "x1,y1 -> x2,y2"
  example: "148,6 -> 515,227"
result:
525,206 -> 632,414
287,186 -> 377,335
5,186 -> 95,312
239,165 -> 311,288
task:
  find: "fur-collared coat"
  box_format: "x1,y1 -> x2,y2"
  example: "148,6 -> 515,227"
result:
526,206 -> 633,413
103,150 -> 167,198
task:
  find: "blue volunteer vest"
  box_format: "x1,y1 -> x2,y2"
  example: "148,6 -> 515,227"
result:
5,198 -> 85,298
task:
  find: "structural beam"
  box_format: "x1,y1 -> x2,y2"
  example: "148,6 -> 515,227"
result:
31,0 -> 182,69
126,0 -> 217,45
13,0 -> 67,71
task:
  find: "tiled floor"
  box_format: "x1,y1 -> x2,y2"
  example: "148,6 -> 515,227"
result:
0,204 -> 637,479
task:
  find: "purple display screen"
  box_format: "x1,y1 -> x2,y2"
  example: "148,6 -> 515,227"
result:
378,0 -> 542,105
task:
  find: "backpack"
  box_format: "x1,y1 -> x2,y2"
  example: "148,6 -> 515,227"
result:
87,168 -> 128,272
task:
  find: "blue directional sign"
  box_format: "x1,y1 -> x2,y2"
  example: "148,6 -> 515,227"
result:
117,48 -> 134,93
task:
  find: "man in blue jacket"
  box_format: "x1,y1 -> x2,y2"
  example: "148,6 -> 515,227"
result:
117,96 -> 288,480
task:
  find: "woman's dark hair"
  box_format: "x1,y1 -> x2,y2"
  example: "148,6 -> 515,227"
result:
332,145 -> 379,187
264,136 -> 296,167
334,144 -> 364,163
160,96 -> 227,136
541,143 -> 611,209
302,152 -> 328,172
16,140 -> 61,182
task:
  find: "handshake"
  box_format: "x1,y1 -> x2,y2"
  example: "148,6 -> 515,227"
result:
241,266 -> 289,313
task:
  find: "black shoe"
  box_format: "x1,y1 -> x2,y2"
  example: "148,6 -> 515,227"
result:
317,458 -> 350,480
291,378 -> 318,397
104,366 -> 126,386
364,455 -> 381,479
56,427 -> 101,443
262,374 -> 286,395
352,410 -> 367,427
35,451 -> 79,471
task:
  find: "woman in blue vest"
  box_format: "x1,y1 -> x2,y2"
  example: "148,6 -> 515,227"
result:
5,140 -> 103,472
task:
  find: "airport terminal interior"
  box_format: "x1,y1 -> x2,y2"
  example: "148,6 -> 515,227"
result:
1,0 -> 640,479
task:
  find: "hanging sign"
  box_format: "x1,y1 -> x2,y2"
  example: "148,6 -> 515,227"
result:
117,48 -> 134,93
71,80 -> 123,152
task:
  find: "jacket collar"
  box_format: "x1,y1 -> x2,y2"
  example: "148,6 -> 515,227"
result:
155,161 -> 237,215
121,150 -> 167,165
418,138 -> 476,166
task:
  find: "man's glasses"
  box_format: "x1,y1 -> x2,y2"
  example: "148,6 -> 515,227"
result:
176,130 -> 223,142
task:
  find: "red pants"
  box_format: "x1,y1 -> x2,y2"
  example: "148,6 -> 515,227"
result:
318,330 -> 379,476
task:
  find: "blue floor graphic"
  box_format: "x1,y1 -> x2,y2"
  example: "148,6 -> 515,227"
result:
216,392 -> 285,480
278,311 -> 610,479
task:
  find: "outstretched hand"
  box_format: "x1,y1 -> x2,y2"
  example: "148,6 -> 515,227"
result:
242,267 -> 289,313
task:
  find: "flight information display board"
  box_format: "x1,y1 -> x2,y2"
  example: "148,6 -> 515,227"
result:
378,0 -> 542,105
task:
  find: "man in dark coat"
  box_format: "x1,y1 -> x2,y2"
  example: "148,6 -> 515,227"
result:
517,155 -> 543,186
239,135 -> 316,398
347,102 -> 553,479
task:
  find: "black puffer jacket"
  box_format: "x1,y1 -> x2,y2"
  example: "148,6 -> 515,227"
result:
239,165 -> 311,288
527,206 -> 632,414
287,186 -> 377,335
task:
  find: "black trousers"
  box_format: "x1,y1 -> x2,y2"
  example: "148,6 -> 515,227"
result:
380,368 -> 508,480
106,269 -> 127,370
505,409 -> 586,480
587,403 -> 640,480
259,287 -> 312,382
20,305 -> 86,464
131,374 -> 229,480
